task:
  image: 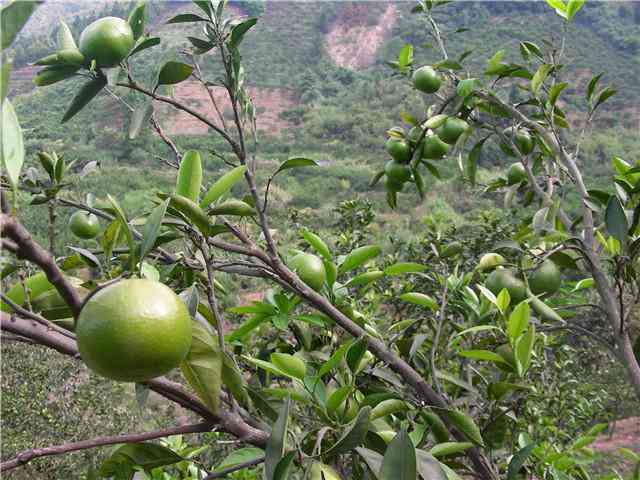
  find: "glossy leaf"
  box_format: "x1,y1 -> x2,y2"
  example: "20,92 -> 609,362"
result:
507,301 -> 530,343
356,447 -> 383,479
128,100 -> 153,139
384,263 -> 427,275
273,157 -> 318,177
180,321 -> 222,415
380,430 -> 417,480
176,150 -> 203,203
99,442 -> 182,475
566,0 -> 585,20
270,352 -> 306,379
1,100 -> 24,190
531,64 -> 552,95
166,13 -> 209,23
515,324 -> 536,376
273,451 -> 295,480
128,36 -> 160,57
200,165 -> 247,209
459,349 -> 509,366
229,17 -> 258,49
319,340 -> 353,377
264,397 -> 290,480
127,2 -> 145,40
605,196 -> 628,246
107,194 -> 135,269
157,61 -> 193,86
1,0 -> 41,49
300,229 -> 331,261
339,245 -> 381,274
346,270 -> 384,287
507,444 -> 536,480
415,449 -> 448,480
400,292 -> 438,311
62,75 -> 107,123
139,198 -> 168,262
56,20 -> 76,50
324,406 -> 371,457
445,409 -> 484,446
429,442 -> 474,457
215,447 -> 264,472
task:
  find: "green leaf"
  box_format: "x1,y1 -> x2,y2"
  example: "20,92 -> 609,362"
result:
548,82 -> 568,106
200,165 -> 247,209
166,13 -> 209,23
1,60 -> 10,104
400,292 -> 438,311
107,194 -> 135,270
270,352 -> 306,380
339,245 -> 381,274
300,229 -> 331,261
243,356 -> 288,377
398,43 -> 414,72
128,36 -> 160,58
100,442 -> 182,475
384,263 -> 427,275
459,350 -> 509,366
128,100 -> 153,139
429,442 -> 474,458
209,198 -> 255,216
139,199 -> 168,262
176,150 -> 203,203
514,324 -> 535,376
1,0 -> 41,49
127,2 -> 145,40
451,325 -> 502,341
593,87 -> 616,112
272,451 -> 295,480
157,61 -> 193,86
507,301 -> 530,343
565,0 -> 585,20
1,100 -> 24,190
531,64 -> 552,95
273,157 -> 318,177
180,321 -> 222,414
229,17 -> 257,49
380,430 -> 417,480
346,270 -> 384,287
507,444 -> 536,480
319,340 -> 353,377
496,288 -> 510,314
67,246 -> 101,269
415,449 -> 448,480
56,20 -> 77,50
215,447 -> 264,472
545,0 -> 567,18
187,36 -> 213,54
324,406 -> 371,457
264,397 -> 290,480
192,0 -> 212,18
445,410 -> 484,446
356,447 -> 383,479
456,78 -> 478,98
326,386 -> 352,415
605,196 -> 628,246
62,75 -> 107,123
466,137 -> 488,186
586,73 -> 603,102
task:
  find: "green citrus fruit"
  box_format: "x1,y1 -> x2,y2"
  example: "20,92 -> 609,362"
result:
290,253 -> 326,292
422,134 -> 450,160
79,17 -> 134,68
384,176 -> 404,193
76,279 -> 192,382
477,253 -> 506,272
69,211 -> 100,239
385,160 -> 411,183
412,66 -> 441,94
385,138 -> 411,163
485,267 -> 527,302
507,162 -> 527,185
435,117 -> 469,144
528,259 -> 561,296
501,127 -> 534,156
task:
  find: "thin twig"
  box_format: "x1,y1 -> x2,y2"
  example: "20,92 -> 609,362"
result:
1,293 -> 76,340
204,456 -> 265,479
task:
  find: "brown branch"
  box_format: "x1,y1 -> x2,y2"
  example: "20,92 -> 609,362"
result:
1,214 -> 82,317
151,115 -> 181,163
204,456 -> 265,479
0,294 -> 75,340
0,313 -> 269,450
190,53 -> 229,133
0,189 -> 10,214
0,422 -> 213,472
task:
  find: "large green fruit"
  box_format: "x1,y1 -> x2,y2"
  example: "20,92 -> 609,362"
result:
69,211 -> 100,239
507,162 -> 527,185
384,176 -> 404,193
385,160 -> 411,183
435,117 -> 469,144
290,253 -> 327,292
422,135 -> 450,160
79,17 -> 134,67
528,259 -> 561,296
385,138 -> 411,163
412,66 -> 441,94
477,253 -> 506,272
501,128 -> 534,156
76,279 -> 192,382
485,267 -> 527,302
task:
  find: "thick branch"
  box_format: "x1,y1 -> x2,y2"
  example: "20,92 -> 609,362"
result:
0,423 -> 213,472
0,313 -> 269,449
1,214 -> 82,317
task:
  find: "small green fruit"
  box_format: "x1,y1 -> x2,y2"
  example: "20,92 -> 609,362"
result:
477,253 -> 506,272
486,267 -> 527,302
422,135 -> 450,160
290,253 -> 327,292
412,66 -> 441,94
528,259 -> 561,296
435,117 -> 469,144
507,162 -> 527,185
69,211 -> 100,239
385,138 -> 411,163
385,160 -> 411,183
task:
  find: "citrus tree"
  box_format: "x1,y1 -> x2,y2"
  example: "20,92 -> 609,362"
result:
1,1 -> 639,479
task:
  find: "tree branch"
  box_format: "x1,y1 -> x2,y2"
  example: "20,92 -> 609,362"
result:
1,214 -> 82,317
0,422 -> 213,472
204,456 -> 265,479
